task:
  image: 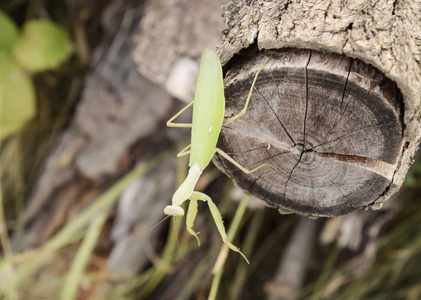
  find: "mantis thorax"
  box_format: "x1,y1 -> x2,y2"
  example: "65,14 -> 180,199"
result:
171,163 -> 202,207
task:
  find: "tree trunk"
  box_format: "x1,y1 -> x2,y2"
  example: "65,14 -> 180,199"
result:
210,0 -> 421,217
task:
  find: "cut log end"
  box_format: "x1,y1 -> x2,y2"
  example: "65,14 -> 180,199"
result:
213,48 -> 404,218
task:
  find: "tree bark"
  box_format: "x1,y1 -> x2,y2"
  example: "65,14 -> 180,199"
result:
133,0 -> 227,102
212,0 -> 421,217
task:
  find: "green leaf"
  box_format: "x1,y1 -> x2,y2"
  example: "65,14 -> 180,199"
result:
0,50 -> 36,139
12,19 -> 72,72
0,10 -> 19,52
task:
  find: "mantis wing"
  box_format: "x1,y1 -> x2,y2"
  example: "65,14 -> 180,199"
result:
189,49 -> 224,170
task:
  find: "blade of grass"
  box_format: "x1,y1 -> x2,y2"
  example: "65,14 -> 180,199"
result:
0,184 -> 12,257
310,244 -> 340,300
0,149 -> 172,295
229,208 -> 264,299
60,211 -> 108,300
245,215 -> 295,280
176,241 -> 220,300
0,86 -> 12,258
208,195 -> 249,300
137,153 -> 188,298
137,217 -> 182,298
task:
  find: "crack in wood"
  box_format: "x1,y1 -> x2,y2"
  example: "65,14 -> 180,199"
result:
224,145 -> 271,155
303,51 -> 312,149
327,177 -> 356,210
308,149 -> 395,180
308,168 -> 317,208
267,67 -> 297,145
248,171 -> 270,191
258,169 -> 282,205
340,60 -> 352,108
323,102 -> 349,139
283,151 -> 304,208
311,122 -> 395,150
258,150 -> 291,161
252,76 -> 297,146
321,61 -> 352,139
249,171 -> 266,191
313,99 -> 333,133
222,123 -> 299,154
322,60 -> 355,138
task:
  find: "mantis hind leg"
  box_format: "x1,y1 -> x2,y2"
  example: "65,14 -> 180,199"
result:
223,56 -> 272,126
215,148 -> 279,174
167,100 -> 194,128
177,144 -> 191,158
189,191 -> 249,264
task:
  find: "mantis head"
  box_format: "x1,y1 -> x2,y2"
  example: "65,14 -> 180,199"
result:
164,205 -> 184,217
164,164 -> 202,217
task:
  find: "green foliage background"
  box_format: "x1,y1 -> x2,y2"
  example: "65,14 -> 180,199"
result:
0,9 -> 72,140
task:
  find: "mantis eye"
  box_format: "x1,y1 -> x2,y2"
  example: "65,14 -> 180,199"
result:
164,205 -> 185,217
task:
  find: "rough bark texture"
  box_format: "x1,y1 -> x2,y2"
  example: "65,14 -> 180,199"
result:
213,0 -> 421,216
133,0 -> 227,102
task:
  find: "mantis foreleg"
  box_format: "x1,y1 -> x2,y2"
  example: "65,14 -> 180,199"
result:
223,56 -> 272,126
189,191 -> 249,264
215,148 -> 279,174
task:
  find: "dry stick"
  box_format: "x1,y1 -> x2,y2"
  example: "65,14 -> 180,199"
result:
208,195 -> 250,300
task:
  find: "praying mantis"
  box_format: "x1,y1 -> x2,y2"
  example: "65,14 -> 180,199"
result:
164,49 -> 277,263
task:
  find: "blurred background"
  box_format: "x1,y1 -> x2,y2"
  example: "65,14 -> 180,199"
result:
1,0 -> 421,299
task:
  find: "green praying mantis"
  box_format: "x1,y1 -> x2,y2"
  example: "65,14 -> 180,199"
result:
164,49 -> 277,263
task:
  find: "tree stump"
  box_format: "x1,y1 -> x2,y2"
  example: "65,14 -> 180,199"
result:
213,48 -> 403,217
212,0 -> 421,217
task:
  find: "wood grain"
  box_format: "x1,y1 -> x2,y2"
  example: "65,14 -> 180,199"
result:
217,1 -> 421,212
213,48 -> 403,217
